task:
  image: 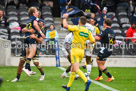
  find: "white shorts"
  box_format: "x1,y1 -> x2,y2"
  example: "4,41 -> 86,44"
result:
62,48 -> 69,57
85,43 -> 95,56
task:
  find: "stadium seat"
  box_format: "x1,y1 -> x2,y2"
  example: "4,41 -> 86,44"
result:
111,23 -> 120,28
116,35 -> 124,41
122,24 -> 131,29
42,14 -> 52,19
0,28 -> 8,33
44,17 -> 53,22
119,17 -> 129,24
20,20 -> 27,26
42,12 -> 52,16
10,35 -> 21,41
19,11 -> 28,15
107,12 -> 115,17
0,35 -> 8,40
7,11 -> 18,16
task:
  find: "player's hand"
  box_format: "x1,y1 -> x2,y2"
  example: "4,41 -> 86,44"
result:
29,29 -> 35,34
67,1 -> 71,5
63,14 -> 68,18
96,4 -> 100,9
41,33 -> 45,38
30,34 -> 36,39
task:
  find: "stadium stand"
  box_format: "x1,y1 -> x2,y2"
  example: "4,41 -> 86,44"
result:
0,0 -> 135,56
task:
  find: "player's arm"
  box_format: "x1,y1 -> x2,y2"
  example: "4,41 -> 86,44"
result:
30,34 -> 43,44
33,20 -> 45,38
95,35 -> 101,41
88,32 -> 95,44
22,27 -> 35,34
63,14 -> 78,32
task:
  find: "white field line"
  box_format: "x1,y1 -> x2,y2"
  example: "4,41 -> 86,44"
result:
58,67 -> 119,91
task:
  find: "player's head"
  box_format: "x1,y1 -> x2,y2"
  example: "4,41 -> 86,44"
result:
79,16 -> 86,26
90,18 -> 95,25
134,6 -> 136,12
50,24 -> 55,31
38,11 -> 41,18
0,9 -> 4,17
38,19 -> 44,28
103,18 -> 112,28
131,22 -> 136,29
28,7 -> 39,17
103,7 -> 107,14
91,13 -> 95,18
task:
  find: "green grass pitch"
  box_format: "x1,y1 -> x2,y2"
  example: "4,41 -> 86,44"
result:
0,66 -> 136,91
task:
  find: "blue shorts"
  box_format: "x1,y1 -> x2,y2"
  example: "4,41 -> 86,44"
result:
97,48 -> 112,61
24,37 -> 36,45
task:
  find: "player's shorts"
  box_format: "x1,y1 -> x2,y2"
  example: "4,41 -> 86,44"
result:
97,47 -> 112,61
62,47 -> 69,57
71,48 -> 84,64
85,40 -> 95,56
24,37 -> 36,46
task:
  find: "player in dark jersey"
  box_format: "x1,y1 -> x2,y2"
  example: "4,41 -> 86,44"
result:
11,18 -> 45,82
94,18 -> 115,82
22,7 -> 45,75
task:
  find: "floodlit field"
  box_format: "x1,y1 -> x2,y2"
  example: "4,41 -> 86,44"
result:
0,66 -> 136,91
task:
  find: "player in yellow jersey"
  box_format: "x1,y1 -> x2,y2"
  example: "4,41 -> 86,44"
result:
62,14 -> 95,91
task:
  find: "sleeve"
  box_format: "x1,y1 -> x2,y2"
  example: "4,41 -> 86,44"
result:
130,4 -> 134,12
95,27 -> 100,35
68,25 -> 78,32
99,30 -> 106,38
126,28 -> 132,37
88,32 -> 95,43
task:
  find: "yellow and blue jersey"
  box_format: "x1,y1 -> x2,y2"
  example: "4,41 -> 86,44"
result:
25,16 -> 39,37
99,28 -> 115,48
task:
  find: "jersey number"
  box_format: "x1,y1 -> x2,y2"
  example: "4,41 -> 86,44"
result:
109,38 -> 113,44
26,23 -> 32,29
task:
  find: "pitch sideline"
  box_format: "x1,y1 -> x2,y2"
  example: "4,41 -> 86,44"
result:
58,67 -> 119,91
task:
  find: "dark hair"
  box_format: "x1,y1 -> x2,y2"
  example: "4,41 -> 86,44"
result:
0,9 -> 3,12
104,18 -> 112,26
131,22 -> 136,25
80,16 -> 87,25
28,7 -> 37,16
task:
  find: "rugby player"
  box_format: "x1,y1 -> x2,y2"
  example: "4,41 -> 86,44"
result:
61,32 -> 79,79
22,7 -> 45,75
11,19 -> 45,82
95,18 -> 115,82
84,15 -> 96,80
62,14 -> 95,91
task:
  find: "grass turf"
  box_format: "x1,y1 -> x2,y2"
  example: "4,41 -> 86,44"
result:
0,66 -> 136,91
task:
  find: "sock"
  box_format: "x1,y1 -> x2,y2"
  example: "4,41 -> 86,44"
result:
16,73 -> 20,79
34,62 -> 44,75
86,64 -> 92,76
39,68 -> 44,75
102,68 -> 112,78
67,72 -> 75,87
62,72 -> 67,76
76,69 -> 87,83
25,58 -> 31,70
66,65 -> 71,73
99,70 -> 102,77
